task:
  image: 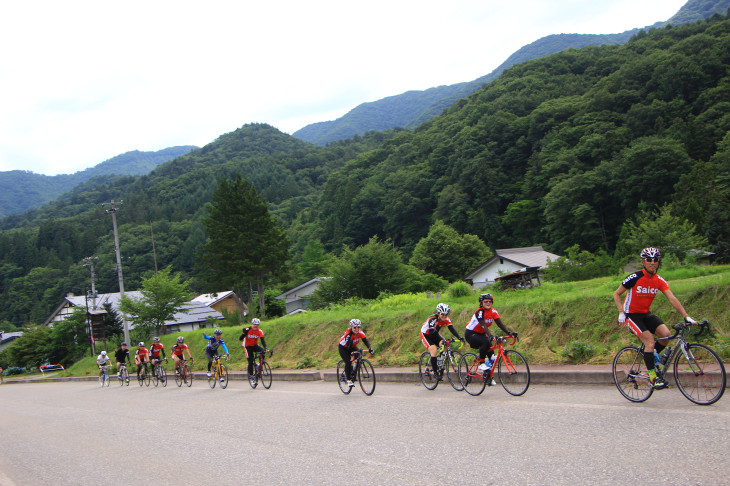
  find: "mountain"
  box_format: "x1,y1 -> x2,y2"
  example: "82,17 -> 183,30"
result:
0,146 -> 197,218
292,0 -> 730,145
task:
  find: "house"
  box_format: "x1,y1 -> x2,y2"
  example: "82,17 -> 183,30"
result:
464,246 -> 561,287
191,291 -> 247,317
0,331 -> 23,352
43,291 -> 227,334
276,277 -> 330,315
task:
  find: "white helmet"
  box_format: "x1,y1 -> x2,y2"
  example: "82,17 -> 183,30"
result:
349,319 -> 361,327
101,351 -> 107,356
436,303 -> 450,315
251,318 -> 261,326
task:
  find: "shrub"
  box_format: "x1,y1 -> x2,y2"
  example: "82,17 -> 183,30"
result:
562,340 -> 596,363
448,281 -> 472,298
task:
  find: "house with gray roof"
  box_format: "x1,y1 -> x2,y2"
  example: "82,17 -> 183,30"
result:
464,246 -> 561,287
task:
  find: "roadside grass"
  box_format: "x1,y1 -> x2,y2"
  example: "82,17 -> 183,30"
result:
63,265 -> 730,376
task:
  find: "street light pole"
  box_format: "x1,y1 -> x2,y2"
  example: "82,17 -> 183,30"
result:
103,200 -> 129,345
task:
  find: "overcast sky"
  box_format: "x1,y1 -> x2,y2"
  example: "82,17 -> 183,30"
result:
0,0 -> 687,175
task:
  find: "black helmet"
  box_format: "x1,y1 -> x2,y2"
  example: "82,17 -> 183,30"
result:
479,293 -> 493,302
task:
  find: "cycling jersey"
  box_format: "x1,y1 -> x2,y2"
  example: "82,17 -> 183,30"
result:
240,327 -> 265,347
339,329 -> 369,350
96,355 -> 111,366
420,314 -> 452,335
171,343 -> 189,356
115,348 -> 130,363
149,343 -> 165,358
466,308 -> 500,334
204,335 -> 229,354
620,270 -> 669,314
135,347 -> 150,359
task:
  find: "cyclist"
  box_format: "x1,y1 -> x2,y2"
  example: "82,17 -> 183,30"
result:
114,342 -> 132,381
240,318 -> 269,378
171,336 -> 193,373
420,303 -> 463,382
465,293 -> 517,372
134,342 -> 150,379
149,337 -> 167,372
203,330 -> 229,377
96,350 -> 112,380
613,247 -> 697,389
338,319 -> 374,387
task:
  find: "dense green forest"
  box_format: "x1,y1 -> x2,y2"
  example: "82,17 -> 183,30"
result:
0,146 -> 197,218
1,15 -> 730,330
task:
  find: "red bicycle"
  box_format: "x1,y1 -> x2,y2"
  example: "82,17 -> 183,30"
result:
458,335 -> 530,396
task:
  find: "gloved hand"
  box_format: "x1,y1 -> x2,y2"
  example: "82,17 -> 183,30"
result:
684,316 -> 697,325
510,332 -> 519,339
368,348 -> 374,356
618,312 -> 626,324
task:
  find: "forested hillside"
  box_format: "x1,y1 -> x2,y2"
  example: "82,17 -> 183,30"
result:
0,146 -> 197,218
1,15 -> 729,329
292,0 -> 730,146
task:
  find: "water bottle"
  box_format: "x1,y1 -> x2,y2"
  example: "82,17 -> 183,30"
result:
437,354 -> 445,368
661,346 -> 672,365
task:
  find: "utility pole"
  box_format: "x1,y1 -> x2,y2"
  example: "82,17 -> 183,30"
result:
103,200 -> 129,345
82,256 -> 98,309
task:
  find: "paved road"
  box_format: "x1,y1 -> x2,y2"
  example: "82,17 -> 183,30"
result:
0,381 -> 728,485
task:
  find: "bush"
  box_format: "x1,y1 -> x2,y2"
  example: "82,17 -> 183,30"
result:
562,340 -> 596,363
447,281 -> 472,298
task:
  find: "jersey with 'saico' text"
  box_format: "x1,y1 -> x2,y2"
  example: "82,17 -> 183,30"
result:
339,329 -> 367,349
421,315 -> 452,335
621,269 -> 669,314
149,343 -> 164,358
241,327 -> 265,347
135,347 -> 149,359
466,307 -> 500,334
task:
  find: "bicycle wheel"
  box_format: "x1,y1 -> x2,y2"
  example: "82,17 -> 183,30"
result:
99,373 -> 104,387
175,366 -> 182,387
104,369 -> 110,387
121,367 -> 129,386
137,369 -> 143,386
159,367 -> 167,388
152,366 -> 159,387
445,350 -> 464,391
336,360 -> 352,394
219,364 -> 228,389
249,365 -> 258,389
143,369 -> 150,387
613,346 -> 653,403
419,351 -> 438,390
208,366 -> 217,389
459,353 -> 487,396
183,365 -> 193,387
673,343 -> 726,405
261,362 -> 272,389
358,359 -> 376,396
498,350 -> 530,396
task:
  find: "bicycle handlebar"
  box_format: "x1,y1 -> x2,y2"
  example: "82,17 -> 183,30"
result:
495,335 -> 519,346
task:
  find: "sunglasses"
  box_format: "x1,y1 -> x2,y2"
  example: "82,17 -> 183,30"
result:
644,257 -> 660,263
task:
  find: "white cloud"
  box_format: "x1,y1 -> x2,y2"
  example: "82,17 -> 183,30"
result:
0,0 -> 687,175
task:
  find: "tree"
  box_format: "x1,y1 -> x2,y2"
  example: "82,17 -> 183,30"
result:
119,267 -> 191,337
409,221 -> 492,281
45,308 -> 89,366
197,174 -> 289,316
297,240 -> 334,281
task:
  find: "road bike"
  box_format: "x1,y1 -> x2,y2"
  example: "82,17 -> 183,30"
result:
613,320 -> 726,405
249,349 -> 273,389
136,362 -> 151,387
208,354 -> 229,389
151,358 -> 167,387
458,335 -> 530,396
418,338 -> 464,391
98,365 -> 110,387
117,363 -> 130,386
337,349 -> 376,395
174,358 -> 193,387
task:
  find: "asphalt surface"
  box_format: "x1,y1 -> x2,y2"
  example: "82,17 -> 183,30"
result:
0,380 -> 728,485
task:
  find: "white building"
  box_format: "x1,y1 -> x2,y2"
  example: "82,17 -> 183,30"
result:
464,246 -> 561,287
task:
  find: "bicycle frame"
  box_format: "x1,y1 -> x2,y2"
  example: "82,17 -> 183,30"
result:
484,336 -> 519,379
255,350 -> 272,378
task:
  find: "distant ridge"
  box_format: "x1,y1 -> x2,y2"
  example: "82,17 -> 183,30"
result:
0,145 -> 197,218
293,0 -> 730,145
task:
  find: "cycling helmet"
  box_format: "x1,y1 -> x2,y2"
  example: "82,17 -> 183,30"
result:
251,318 -> 261,326
436,303 -> 450,315
121,342 -> 127,346
138,342 -> 144,347
176,336 -> 184,343
349,318 -> 361,328
479,293 -> 494,302
152,337 -> 160,343
640,247 -> 661,260
214,329 -> 222,335
101,351 -> 107,356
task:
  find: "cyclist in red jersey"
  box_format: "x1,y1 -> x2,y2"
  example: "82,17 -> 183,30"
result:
171,336 -> 193,373
134,342 -> 150,379
613,247 -> 696,389
240,318 -> 269,378
338,319 -> 373,387
149,337 -> 166,369
420,303 -> 463,382
465,293 -> 517,372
